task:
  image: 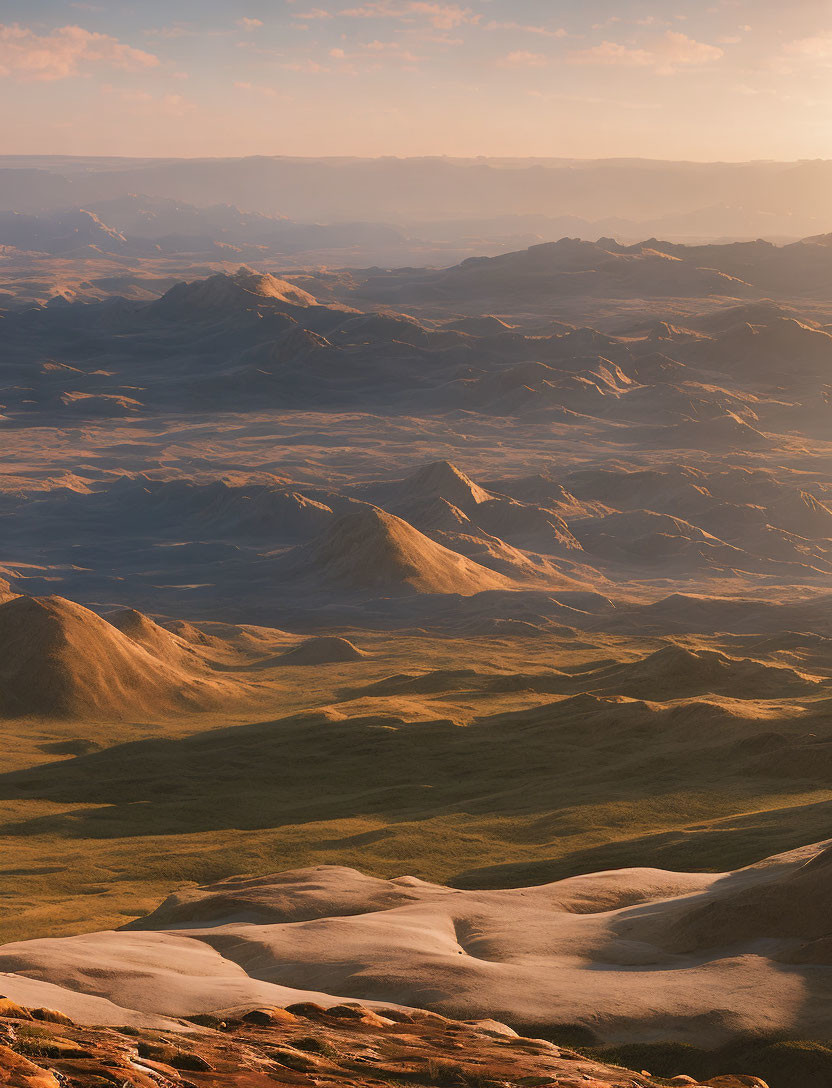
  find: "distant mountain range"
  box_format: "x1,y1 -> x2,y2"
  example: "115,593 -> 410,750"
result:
338,233 -> 832,304
3,156 -> 832,255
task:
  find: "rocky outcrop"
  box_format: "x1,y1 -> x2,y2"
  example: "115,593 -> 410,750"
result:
0,998 -> 768,1088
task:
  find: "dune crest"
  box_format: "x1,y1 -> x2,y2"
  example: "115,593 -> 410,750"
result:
2,843 -> 831,1050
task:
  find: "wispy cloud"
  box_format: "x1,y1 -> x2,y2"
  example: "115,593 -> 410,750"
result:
338,2 -> 478,30
236,17 -> 264,30
485,21 -> 566,39
289,37 -> 424,72
145,24 -> 194,40
569,40 -> 651,67
233,80 -> 287,98
569,31 -> 723,75
282,57 -> 330,72
101,85 -> 195,116
362,39 -> 421,60
497,50 -> 547,68
784,32 -> 832,60
0,23 -> 158,81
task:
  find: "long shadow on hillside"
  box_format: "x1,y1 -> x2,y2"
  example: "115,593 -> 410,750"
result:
452,795 -> 832,888
1,696 -> 830,854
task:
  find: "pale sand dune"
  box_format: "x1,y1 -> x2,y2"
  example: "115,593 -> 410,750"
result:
0,931 -> 357,1026
0,973 -> 183,1030
1,845 -> 830,1044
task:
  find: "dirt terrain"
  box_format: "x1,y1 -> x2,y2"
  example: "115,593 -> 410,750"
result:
0,996 -> 774,1088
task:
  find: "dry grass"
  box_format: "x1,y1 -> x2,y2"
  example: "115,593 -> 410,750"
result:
1,627 -> 831,943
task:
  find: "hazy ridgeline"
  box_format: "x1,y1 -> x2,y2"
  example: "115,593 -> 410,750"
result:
2,155 -> 832,266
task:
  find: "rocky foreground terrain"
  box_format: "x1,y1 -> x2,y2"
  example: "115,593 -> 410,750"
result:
0,997 -> 769,1088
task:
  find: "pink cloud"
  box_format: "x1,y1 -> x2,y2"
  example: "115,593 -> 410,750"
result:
485,21 -> 567,39
498,50 -> 548,69
0,23 -> 159,81
569,31 -> 723,74
407,2 -> 474,28
339,2 -> 477,30
656,31 -> 723,70
784,33 -> 832,60
234,80 -> 280,97
102,85 -> 196,116
569,40 -> 652,67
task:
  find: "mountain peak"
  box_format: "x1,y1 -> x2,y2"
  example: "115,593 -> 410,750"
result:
404,461 -> 491,508
283,504 -> 512,596
151,268 -> 318,317
0,595 -> 233,719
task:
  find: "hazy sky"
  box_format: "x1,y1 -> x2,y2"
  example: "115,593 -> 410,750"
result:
2,0 -> 831,160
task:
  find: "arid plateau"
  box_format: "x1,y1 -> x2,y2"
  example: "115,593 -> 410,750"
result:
3,208 -> 832,1086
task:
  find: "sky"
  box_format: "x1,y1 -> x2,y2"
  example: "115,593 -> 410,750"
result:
1,0 -> 832,160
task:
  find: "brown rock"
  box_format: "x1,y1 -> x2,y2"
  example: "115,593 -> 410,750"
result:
172,1052 -> 213,1072
136,1042 -> 212,1072
184,1013 -> 226,1030
288,1035 -> 338,1056
375,1008 -> 414,1023
284,1002 -> 329,1020
241,1006 -> 297,1027
359,1010 -> 397,1028
326,1004 -> 368,1020
22,1038 -> 93,1060
270,1046 -> 323,1072
514,1038 -> 560,1052
705,1078 -> 769,1087
0,1003 -> 32,1024
553,1080 -> 610,1088
409,1009 -> 452,1026
320,1003 -> 391,1027
0,1044 -> 60,1088
27,1013 -> 73,1029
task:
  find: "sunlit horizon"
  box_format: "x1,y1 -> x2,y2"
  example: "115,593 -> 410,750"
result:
2,0 -> 831,160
